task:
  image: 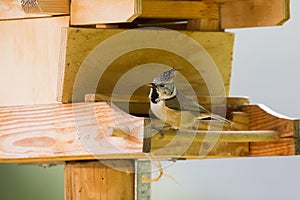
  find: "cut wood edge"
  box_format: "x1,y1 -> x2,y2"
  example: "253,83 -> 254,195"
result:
150,130 -> 280,143
85,94 -> 250,105
70,0 -> 141,25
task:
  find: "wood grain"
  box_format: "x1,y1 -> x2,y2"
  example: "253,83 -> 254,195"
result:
0,16 -> 69,106
60,28 -> 234,103
22,0 -> 70,14
0,0 -> 49,19
65,160 -> 135,200
71,0 -> 141,25
141,0 -> 219,19
250,138 -> 296,156
231,112 -> 249,130
0,102 -> 144,162
0,0 -> 69,20
146,129 -> 279,158
0,101 -> 295,162
221,0 -> 290,29
243,105 -> 296,138
243,104 -> 299,156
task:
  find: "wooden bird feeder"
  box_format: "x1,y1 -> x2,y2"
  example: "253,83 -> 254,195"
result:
0,0 -> 297,200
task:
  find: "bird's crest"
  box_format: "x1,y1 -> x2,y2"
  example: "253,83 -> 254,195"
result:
153,68 -> 177,84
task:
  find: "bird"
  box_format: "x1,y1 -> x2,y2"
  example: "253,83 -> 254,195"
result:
148,68 -> 232,130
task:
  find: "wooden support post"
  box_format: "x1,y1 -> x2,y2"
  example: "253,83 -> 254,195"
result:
65,160 -> 135,200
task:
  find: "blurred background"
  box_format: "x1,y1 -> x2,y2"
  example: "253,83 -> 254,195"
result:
0,0 -> 299,199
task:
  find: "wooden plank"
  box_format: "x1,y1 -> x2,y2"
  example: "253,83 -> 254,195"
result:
231,111 -> 249,130
295,120 -> 300,155
0,102 -> 144,162
60,28 -> 235,103
140,0 -> 219,19
86,94 -> 249,116
149,130 -> 279,143
143,116 -> 250,158
143,119 -> 247,158
70,0 -> 141,25
145,127 -> 278,158
243,104 -> 296,138
86,94 -> 249,106
0,0 -> 69,20
21,0 -> 70,14
203,0 -> 246,2
0,16 -> 69,106
221,0 -> 290,29
150,140 -> 249,158
0,101 -> 287,163
65,160 -> 135,200
0,0 -> 49,20
243,104 -> 299,156
250,138 -> 296,156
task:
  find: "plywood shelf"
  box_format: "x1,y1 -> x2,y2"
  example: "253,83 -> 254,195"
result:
0,99 -> 298,163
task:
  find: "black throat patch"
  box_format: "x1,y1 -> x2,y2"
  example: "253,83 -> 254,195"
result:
150,87 -> 159,104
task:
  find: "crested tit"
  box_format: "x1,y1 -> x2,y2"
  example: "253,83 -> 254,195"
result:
149,68 -> 232,130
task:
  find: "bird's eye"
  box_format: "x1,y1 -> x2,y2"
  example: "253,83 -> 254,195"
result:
159,84 -> 165,87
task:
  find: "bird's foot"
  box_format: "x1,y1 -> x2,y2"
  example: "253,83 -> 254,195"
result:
151,125 -> 174,139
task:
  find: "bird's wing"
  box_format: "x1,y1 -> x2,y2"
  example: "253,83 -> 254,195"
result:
165,92 -> 210,113
165,92 -> 232,124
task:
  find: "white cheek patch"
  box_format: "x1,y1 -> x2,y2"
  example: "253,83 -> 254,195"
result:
149,88 -> 153,99
150,101 -> 167,122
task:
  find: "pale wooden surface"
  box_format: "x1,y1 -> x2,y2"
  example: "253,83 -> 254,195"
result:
21,0 -> 70,14
0,0 -> 49,19
60,28 -> 234,103
65,160 -> 135,200
0,16 -> 69,106
0,102 -> 144,162
71,0 -> 141,25
0,0 -> 69,20
221,0 -> 290,29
